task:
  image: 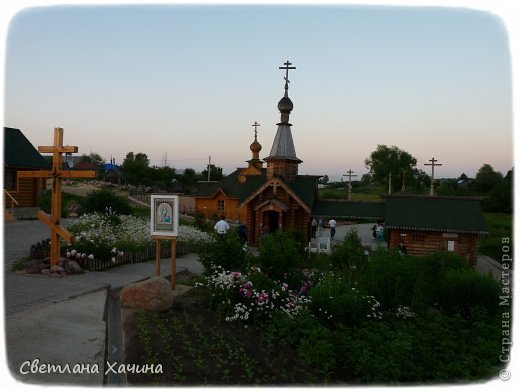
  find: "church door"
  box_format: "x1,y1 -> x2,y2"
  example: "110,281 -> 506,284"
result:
267,211 -> 279,233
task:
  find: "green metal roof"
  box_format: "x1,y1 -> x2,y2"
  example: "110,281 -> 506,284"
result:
312,200 -> 385,220
384,196 -> 488,234
4,127 -> 49,169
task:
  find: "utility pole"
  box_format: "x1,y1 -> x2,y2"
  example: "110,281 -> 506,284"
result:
424,157 -> 442,196
207,155 -> 211,181
342,169 -> 357,200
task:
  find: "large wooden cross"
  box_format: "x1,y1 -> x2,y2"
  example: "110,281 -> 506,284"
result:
18,127 -> 96,266
424,157 -> 442,196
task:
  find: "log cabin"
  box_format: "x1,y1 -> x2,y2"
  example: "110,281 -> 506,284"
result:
383,195 -> 487,267
4,127 -> 49,220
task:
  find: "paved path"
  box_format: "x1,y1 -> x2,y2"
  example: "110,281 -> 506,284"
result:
2,219 -> 203,385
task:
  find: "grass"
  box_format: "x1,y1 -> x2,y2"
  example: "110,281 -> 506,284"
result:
479,212 -> 513,263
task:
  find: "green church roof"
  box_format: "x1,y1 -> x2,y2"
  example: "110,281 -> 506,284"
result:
384,195 -> 488,234
4,127 -> 49,169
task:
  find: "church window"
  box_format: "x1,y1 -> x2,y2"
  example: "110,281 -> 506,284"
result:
217,200 -> 225,212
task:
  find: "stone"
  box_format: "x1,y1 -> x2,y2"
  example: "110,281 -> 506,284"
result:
41,269 -> 51,275
50,265 -> 64,273
120,277 -> 173,312
66,260 -> 83,274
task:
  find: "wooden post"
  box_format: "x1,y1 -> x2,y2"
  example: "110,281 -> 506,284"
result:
155,238 -> 161,277
171,237 -> 177,289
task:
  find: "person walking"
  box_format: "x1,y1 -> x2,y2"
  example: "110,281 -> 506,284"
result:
311,218 -> 317,238
328,219 -> 337,239
214,215 -> 230,235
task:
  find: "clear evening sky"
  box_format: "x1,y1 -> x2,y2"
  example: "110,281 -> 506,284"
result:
2,2 -> 514,181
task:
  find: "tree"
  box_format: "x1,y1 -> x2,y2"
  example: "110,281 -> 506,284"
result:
122,152 -> 151,186
474,164 -> 503,194
364,145 -> 417,192
80,152 -> 105,166
200,164 -> 224,182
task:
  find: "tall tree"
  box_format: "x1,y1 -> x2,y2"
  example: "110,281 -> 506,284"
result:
122,152 -> 151,186
364,145 -> 417,192
201,164 -> 224,181
474,164 -> 503,194
80,152 -> 105,166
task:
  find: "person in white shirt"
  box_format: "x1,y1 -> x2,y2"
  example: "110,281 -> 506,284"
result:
214,215 -> 230,234
328,219 -> 337,239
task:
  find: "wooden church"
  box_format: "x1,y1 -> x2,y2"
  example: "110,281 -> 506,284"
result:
194,62 -> 320,243
193,61 -> 487,265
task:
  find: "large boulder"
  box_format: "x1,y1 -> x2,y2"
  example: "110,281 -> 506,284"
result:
120,277 -> 173,312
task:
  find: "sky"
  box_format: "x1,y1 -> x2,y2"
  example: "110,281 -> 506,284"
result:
1,1 -> 516,181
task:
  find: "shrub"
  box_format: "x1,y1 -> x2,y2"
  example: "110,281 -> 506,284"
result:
437,268 -> 501,317
339,308 -> 503,383
257,230 -> 306,280
329,229 -> 368,281
360,249 -> 469,312
310,272 -> 382,328
198,233 -> 248,273
81,188 -> 132,215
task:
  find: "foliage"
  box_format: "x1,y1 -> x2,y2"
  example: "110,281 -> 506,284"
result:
40,191 -> 84,216
79,152 -> 105,165
364,144 -> 421,193
200,164 -> 224,182
437,268 -> 501,317
200,265 -> 311,324
360,249 -> 468,312
122,152 -> 151,186
339,308 -> 502,383
479,212 -> 513,262
329,229 -> 369,281
257,230 -> 306,280
67,212 -> 211,261
198,232 -> 248,273
309,272 -> 382,328
81,188 -> 133,215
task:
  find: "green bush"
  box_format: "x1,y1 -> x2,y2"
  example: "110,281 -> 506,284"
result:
329,229 -> 368,282
257,230 -> 306,280
310,272 -> 381,328
360,249 -> 468,312
198,233 -> 248,273
437,268 -> 501,317
81,189 -> 132,215
339,309 -> 503,383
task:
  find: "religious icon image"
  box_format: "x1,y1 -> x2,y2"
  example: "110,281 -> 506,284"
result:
157,203 -> 172,224
151,195 -> 179,236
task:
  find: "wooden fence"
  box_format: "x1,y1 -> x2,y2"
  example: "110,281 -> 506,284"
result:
29,240 -> 195,272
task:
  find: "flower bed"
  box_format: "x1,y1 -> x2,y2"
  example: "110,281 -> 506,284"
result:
28,213 -> 211,273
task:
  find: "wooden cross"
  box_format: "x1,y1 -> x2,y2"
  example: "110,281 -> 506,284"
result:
343,169 -> 357,200
279,60 -> 296,88
18,128 -> 96,266
252,121 -> 260,139
424,157 -> 442,196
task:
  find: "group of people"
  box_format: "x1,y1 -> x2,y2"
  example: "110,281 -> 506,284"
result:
214,215 -> 248,242
311,218 -> 337,240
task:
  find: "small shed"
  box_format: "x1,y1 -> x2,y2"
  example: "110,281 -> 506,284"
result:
384,195 -> 488,267
4,127 -> 50,217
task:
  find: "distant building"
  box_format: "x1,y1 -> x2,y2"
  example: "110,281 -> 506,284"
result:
4,127 -> 49,219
